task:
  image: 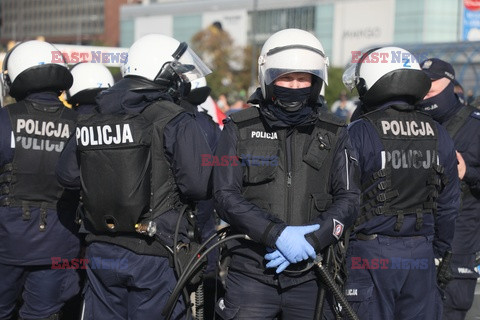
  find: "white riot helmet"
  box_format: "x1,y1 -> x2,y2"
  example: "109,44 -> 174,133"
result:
342,46 -> 431,107
2,40 -> 73,100
122,34 -> 211,98
258,28 -> 329,103
68,62 -> 114,105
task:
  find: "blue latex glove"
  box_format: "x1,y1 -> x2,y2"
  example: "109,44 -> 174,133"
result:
275,224 -> 320,263
265,249 -> 290,273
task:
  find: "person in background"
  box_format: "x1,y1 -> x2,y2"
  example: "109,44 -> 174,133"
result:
225,100 -> 247,116
417,57 -> 480,320
453,79 -> 466,106
67,62 -> 114,114
330,90 -> 356,122
466,89 -> 475,106
216,94 -> 230,115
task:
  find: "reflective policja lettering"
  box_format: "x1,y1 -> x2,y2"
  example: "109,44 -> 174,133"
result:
76,124 -> 134,146
14,118 -> 71,152
380,120 -> 435,136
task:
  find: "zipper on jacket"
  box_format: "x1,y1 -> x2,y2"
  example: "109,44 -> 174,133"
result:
286,131 -> 294,224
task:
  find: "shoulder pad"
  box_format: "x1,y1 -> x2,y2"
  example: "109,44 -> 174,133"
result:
317,110 -> 347,127
229,106 -> 260,123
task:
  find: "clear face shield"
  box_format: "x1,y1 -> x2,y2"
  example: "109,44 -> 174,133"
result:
1,65 -> 11,106
155,42 -> 212,84
342,62 -> 358,92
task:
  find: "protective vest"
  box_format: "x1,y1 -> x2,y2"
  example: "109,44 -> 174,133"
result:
76,100 -> 184,234
229,107 -> 345,232
444,105 -> 478,139
0,100 -> 76,228
356,105 -> 445,232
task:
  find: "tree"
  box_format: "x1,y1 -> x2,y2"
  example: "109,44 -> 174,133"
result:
324,66 -> 358,111
191,22 -> 250,102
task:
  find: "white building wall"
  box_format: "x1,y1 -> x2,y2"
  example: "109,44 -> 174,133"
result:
135,15 -> 173,39
202,10 -> 248,47
332,0 -> 395,66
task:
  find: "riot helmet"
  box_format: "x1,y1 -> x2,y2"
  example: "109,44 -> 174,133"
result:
122,34 -> 211,99
342,46 -> 430,108
67,62 -> 114,106
2,40 -> 73,100
258,28 -> 329,105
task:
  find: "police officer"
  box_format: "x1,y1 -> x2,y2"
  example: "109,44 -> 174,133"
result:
67,62 -> 114,114
213,28 -> 360,319
56,63 -> 115,191
0,40 -> 80,320
180,76 -> 221,319
342,47 -> 460,319
56,34 -> 213,319
417,58 -> 480,320
181,76 -> 221,157
60,62 -> 115,320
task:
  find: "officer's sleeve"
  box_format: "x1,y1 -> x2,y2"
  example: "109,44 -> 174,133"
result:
164,112 -> 213,201
306,128 -> 361,251
213,121 -> 287,248
461,127 -> 480,192
55,134 -> 81,189
435,124 -> 460,257
463,163 -> 480,192
196,111 -> 222,153
0,108 -> 14,167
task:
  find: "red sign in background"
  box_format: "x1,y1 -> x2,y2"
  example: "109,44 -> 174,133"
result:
465,0 -> 480,11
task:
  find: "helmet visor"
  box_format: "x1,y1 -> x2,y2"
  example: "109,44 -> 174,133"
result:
342,62 -> 358,91
171,45 -> 212,83
264,68 -> 327,86
262,44 -> 328,85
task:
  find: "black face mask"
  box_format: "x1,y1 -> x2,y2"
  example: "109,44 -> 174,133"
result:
272,85 -> 311,111
416,82 -> 462,124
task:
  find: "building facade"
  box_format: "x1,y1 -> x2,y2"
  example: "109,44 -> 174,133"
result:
1,0 -> 129,46
119,0 -> 480,94
120,0 -> 463,67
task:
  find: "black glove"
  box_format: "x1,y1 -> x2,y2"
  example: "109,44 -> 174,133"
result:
437,250 -> 452,290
